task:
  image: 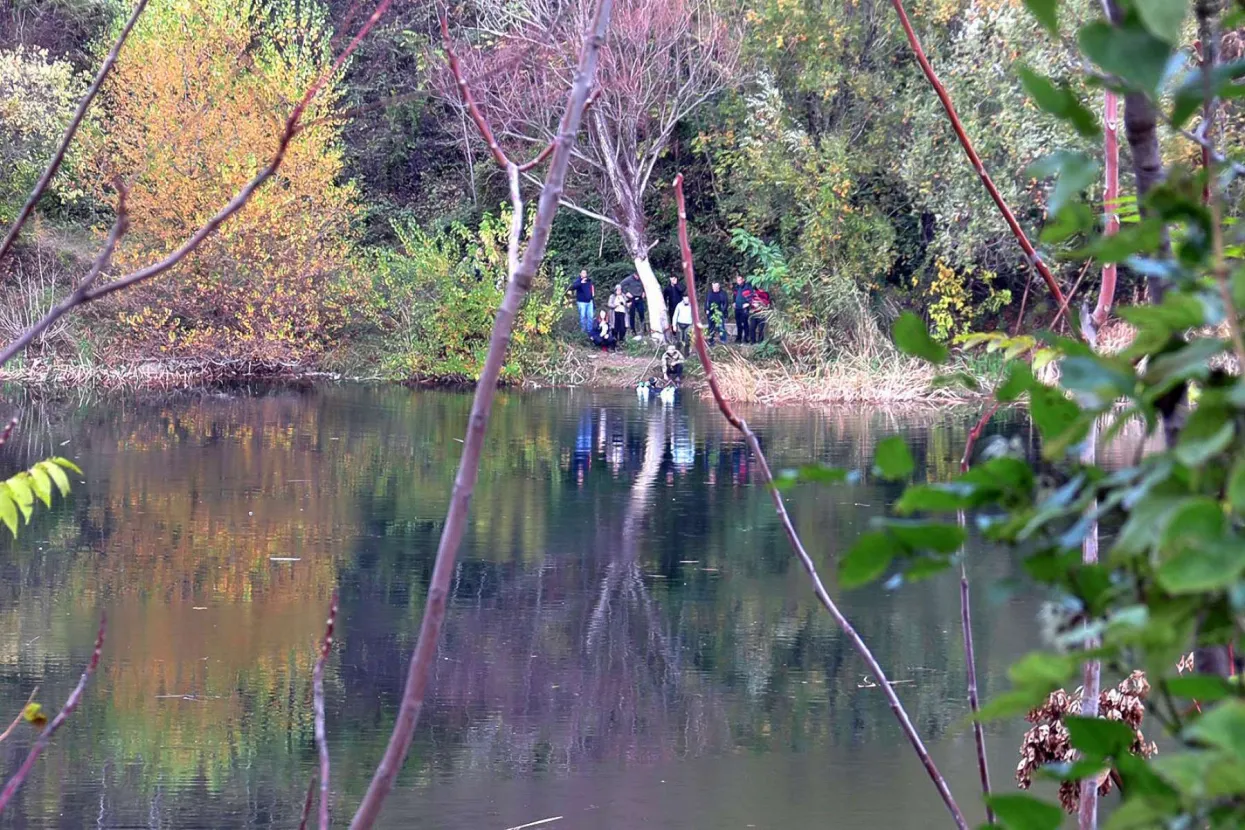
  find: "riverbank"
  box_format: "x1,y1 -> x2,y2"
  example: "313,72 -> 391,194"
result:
0,356 -> 365,390
527,342 -> 992,404
0,342 -> 994,404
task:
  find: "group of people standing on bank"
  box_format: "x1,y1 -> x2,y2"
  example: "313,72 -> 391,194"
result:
569,270 -> 771,350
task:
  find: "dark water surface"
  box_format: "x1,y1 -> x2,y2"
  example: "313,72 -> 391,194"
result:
0,385 -> 1045,828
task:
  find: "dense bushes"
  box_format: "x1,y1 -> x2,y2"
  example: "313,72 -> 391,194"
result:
0,46 -> 85,223
369,211 -> 563,382
85,0 -> 361,364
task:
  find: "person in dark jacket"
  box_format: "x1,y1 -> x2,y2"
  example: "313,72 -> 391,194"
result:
732,275 -> 754,344
590,309 -> 616,350
620,273 -> 646,338
608,285 -> 629,338
662,275 -> 684,318
749,288 -> 771,343
570,270 -> 595,333
705,280 -> 729,344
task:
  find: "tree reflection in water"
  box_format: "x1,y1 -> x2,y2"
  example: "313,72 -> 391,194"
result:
0,386 -> 1052,826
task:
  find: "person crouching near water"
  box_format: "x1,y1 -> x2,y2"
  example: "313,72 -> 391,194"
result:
662,343 -> 685,385
591,309 -> 616,351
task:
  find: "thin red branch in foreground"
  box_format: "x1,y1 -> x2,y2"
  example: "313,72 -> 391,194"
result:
0,0 -> 396,370
959,558 -> 994,822
0,0 -> 148,263
673,173 -> 969,830
956,402 -> 999,823
0,418 -> 17,449
888,0 -> 1065,307
0,687 -> 39,745
298,775 -> 316,830
960,401 -> 1002,473
313,592 -> 339,830
1093,88 -> 1120,327
0,615 -> 105,813
349,5 -> 613,826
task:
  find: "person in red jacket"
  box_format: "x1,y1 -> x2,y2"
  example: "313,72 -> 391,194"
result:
749,288 -> 771,343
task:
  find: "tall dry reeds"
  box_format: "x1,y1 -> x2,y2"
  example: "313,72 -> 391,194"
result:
706,351 -> 963,405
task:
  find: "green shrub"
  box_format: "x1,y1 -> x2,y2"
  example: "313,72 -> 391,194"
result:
369,209 -> 562,382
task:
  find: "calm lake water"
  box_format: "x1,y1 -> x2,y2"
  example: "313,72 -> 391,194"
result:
0,384 -> 1047,828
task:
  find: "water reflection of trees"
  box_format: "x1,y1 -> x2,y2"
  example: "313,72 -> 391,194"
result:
0,387 -> 1047,824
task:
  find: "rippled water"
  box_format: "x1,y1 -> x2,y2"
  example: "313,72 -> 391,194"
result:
0,385 -> 1045,828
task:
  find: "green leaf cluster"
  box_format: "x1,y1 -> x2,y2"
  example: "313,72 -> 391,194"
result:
0,457 -> 81,538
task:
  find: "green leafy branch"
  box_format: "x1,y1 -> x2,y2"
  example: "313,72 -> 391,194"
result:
0,457 -> 81,538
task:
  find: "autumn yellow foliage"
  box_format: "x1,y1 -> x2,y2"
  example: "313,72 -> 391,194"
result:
87,0 -> 360,363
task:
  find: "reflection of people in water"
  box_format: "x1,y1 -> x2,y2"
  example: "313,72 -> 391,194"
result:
671,419 -> 694,472
572,410 -> 593,485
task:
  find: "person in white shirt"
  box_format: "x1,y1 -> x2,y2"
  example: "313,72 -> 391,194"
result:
672,296 -> 693,350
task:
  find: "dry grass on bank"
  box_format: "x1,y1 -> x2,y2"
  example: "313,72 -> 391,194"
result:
705,351 -> 969,405
530,341 -> 990,404
0,357 -> 344,390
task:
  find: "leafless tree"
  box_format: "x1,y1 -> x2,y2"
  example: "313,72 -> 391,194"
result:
447,0 -> 739,334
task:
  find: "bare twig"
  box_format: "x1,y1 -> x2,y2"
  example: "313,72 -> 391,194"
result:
0,687 -> 39,745
960,401 -> 1003,472
348,5 -> 612,827
958,560 -> 993,822
1174,124 -> 1245,179
673,173 -> 969,830
298,775 -> 316,830
0,0 -> 148,263
313,592 -> 339,830
0,0 -> 398,370
1012,267 -> 1034,337
1077,425 -> 1101,830
0,616 -> 105,812
1048,260 -> 1093,334
958,405 -> 996,823
888,0 -> 1065,308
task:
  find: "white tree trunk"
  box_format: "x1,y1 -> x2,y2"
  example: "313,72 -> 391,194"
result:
633,256 -> 667,336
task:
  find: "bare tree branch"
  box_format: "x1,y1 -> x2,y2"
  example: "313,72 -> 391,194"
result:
0,0 -> 148,263
441,19 -> 602,176
298,775 -> 316,830
520,170 -> 622,227
673,172 -> 969,830
348,4 -> 613,825
0,687 -> 39,745
507,164 -> 524,278
0,615 -> 106,813
313,592 -> 339,830
959,560 -> 994,823
1077,427 -> 1101,830
956,403 -> 997,824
